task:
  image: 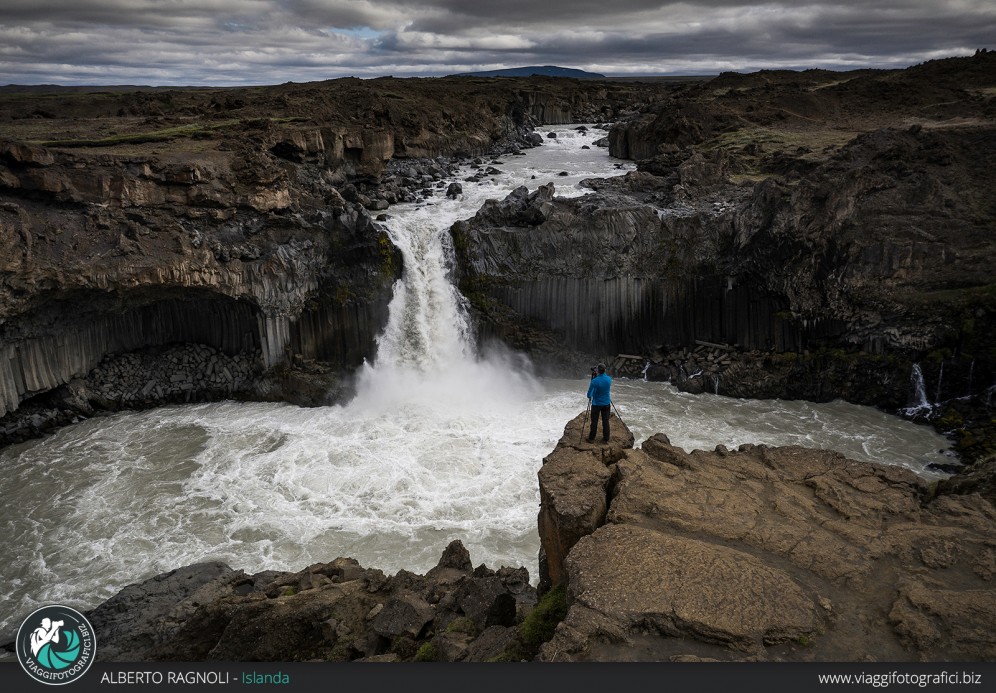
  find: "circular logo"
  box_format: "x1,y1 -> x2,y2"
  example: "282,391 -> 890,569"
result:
15,605 -> 96,686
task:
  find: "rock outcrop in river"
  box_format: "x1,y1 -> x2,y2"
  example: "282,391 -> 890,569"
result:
537,414 -> 996,661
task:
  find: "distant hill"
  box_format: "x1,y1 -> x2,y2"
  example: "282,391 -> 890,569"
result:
450,65 -> 606,79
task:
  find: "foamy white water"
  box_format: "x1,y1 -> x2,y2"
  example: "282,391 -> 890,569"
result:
0,126 -> 953,636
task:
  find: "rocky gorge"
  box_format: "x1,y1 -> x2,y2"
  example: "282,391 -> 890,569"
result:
0,76 -> 664,444
2,56 -> 994,462
451,51 -> 996,465
1,53 -> 995,663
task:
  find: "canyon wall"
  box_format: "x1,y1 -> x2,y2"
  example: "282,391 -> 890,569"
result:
0,76 -> 666,441
451,54 -> 996,460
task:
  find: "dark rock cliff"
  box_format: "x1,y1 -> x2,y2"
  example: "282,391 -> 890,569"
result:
0,77 -> 668,443
450,53 -> 996,461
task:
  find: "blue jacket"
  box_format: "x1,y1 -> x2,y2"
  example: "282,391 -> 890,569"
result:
587,373 -> 612,406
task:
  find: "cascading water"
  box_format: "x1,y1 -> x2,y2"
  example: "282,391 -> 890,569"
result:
0,126 -> 958,636
903,363 -> 934,417
367,219 -> 471,371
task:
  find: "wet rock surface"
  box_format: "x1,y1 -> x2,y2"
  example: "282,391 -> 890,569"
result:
537,414 -> 996,661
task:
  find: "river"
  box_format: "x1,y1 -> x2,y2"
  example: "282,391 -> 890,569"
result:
0,126 -> 952,636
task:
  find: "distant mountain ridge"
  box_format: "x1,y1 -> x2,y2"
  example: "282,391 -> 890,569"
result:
450,65 -> 605,79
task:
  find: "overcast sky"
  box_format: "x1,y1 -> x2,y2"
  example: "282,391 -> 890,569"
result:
1,1 -> 993,86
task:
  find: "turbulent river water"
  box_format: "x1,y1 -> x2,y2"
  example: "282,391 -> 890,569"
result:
0,126 -> 953,636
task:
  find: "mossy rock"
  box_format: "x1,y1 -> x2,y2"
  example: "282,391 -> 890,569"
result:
519,585 -> 568,650
445,616 -> 478,636
414,642 -> 439,662
327,640 -> 354,662
486,641 -> 527,663
390,636 -> 418,660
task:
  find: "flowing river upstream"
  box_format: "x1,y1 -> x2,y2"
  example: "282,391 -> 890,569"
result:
0,126 -> 953,636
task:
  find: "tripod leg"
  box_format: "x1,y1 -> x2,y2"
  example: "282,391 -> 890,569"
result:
580,401 -> 591,443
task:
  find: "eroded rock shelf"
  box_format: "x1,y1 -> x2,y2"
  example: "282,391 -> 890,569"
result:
537,414 -> 996,661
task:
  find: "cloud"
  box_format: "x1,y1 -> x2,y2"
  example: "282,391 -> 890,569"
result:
0,1 -> 992,84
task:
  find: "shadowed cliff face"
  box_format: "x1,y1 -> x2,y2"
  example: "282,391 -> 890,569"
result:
450,53 -> 996,462
0,142 -> 396,425
0,77 -> 670,439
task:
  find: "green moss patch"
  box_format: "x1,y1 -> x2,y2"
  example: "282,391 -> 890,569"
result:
519,585 -> 568,651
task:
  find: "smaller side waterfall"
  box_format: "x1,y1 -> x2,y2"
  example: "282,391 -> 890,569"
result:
902,363 -> 933,416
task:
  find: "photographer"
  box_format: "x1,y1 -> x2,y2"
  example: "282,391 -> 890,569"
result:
585,363 -> 612,443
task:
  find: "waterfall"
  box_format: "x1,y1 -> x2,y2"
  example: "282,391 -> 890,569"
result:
372,218 -> 473,370
935,361 -> 944,404
712,374 -> 720,395
351,184 -> 542,413
902,363 -> 933,416
641,360 -> 651,382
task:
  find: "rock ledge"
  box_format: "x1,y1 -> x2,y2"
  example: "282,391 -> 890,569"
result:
538,414 -> 996,661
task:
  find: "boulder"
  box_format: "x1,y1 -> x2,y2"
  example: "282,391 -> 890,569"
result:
372,593 -> 435,639
453,577 -> 517,630
445,182 -> 462,198
430,631 -> 473,662
465,625 -> 520,662
428,539 -> 474,576
565,524 -> 822,653
85,562 -> 242,660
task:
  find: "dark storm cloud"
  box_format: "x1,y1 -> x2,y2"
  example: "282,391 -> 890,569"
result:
0,1 -> 992,84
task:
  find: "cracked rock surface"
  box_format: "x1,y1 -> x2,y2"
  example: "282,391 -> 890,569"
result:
538,413 -> 996,661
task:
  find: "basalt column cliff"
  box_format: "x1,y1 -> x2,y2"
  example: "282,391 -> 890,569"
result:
451,52 -> 996,464
0,77 -> 661,443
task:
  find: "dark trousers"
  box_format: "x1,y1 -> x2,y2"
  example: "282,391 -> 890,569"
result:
588,404 -> 610,442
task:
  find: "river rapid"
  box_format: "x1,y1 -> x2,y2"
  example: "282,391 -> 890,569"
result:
0,126 -> 952,636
